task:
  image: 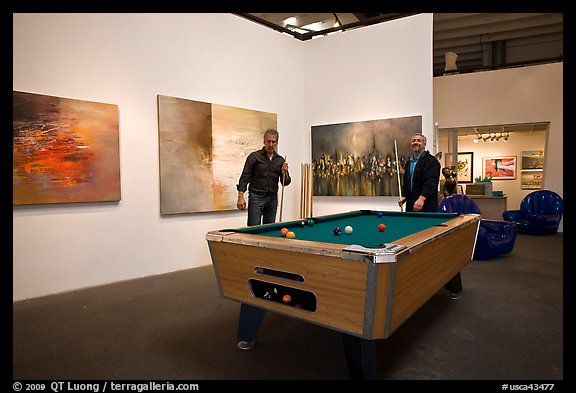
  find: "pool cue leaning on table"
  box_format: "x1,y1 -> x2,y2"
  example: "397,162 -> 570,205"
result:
309,164 -> 313,217
300,163 -> 307,219
394,139 -> 404,212
279,156 -> 287,222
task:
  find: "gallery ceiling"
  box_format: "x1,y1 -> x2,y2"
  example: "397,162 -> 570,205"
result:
238,13 -> 563,77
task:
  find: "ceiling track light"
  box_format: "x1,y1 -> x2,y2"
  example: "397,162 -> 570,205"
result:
472,130 -> 510,142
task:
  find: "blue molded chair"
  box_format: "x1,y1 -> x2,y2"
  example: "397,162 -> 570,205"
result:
503,190 -> 563,235
438,194 -> 517,260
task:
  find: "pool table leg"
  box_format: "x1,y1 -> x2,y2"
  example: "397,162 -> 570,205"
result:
444,272 -> 463,299
341,333 -> 378,380
237,303 -> 266,350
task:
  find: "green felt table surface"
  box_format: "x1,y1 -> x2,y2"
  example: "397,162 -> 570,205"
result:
236,210 -> 458,248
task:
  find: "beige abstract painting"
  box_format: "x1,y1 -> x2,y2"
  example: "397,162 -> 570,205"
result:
158,95 -> 277,214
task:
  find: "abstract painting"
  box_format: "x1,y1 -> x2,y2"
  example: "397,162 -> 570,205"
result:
157,95 -> 277,214
13,91 -> 121,205
482,156 -> 517,180
311,115 -> 421,196
457,152 -> 474,183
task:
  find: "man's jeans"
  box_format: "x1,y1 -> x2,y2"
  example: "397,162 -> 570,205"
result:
247,192 -> 278,226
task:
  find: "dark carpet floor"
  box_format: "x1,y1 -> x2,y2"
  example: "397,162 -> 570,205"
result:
13,233 -> 563,381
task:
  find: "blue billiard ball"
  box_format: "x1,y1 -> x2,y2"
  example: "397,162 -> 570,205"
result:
376,211 -> 384,218
333,227 -> 342,236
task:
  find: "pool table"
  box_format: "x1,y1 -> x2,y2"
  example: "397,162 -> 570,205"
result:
206,210 -> 480,379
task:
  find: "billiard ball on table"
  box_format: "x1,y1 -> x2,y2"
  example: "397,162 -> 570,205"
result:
280,228 -> 289,237
307,219 -> 315,227
378,223 -> 386,232
333,227 -> 342,236
376,211 -> 384,218
344,225 -> 353,234
286,231 -> 296,238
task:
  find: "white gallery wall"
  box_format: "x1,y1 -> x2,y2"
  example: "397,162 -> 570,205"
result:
304,14 -> 434,216
434,63 -> 563,231
13,13 -> 433,300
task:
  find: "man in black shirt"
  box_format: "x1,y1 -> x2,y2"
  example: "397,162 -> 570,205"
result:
398,132 -> 440,212
237,129 -> 291,226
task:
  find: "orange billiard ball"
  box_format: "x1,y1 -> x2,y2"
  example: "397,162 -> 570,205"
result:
282,294 -> 292,303
280,228 -> 289,236
378,223 -> 386,232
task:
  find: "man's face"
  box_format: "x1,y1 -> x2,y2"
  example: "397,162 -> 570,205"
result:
264,135 -> 278,154
411,135 -> 426,155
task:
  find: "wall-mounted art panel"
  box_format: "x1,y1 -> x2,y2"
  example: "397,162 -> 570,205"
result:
483,156 -> 517,180
13,91 -> 121,205
158,95 -> 277,214
311,115 -> 421,196
521,150 -> 544,170
521,170 -> 543,190
457,152 -> 474,183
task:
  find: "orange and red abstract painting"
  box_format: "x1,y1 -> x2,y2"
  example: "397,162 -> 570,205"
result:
482,156 -> 517,180
13,91 -> 121,204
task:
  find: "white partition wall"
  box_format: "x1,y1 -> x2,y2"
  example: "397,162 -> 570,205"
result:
13,13 -> 434,300
303,14 -> 434,216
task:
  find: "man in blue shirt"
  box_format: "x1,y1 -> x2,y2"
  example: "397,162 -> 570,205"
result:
398,132 -> 463,298
398,133 -> 440,212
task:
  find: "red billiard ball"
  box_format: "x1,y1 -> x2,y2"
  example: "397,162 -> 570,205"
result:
378,223 -> 386,232
282,294 -> 292,303
280,228 -> 289,236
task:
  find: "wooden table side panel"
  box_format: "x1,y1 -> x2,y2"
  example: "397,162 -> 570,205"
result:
208,241 -> 369,335
370,264 -> 394,339
388,223 -> 478,334
392,214 -> 477,249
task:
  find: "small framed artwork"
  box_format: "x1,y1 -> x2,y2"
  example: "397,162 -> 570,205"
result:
457,152 -> 474,183
521,150 -> 544,170
521,170 -> 543,190
482,156 -> 517,180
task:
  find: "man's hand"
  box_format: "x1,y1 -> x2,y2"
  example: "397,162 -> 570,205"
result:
237,194 -> 247,210
398,197 -> 406,207
413,196 -> 426,212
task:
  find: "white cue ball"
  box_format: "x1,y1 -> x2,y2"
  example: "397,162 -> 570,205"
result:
344,225 -> 353,234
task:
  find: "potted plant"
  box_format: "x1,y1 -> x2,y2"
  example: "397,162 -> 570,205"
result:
474,176 -> 493,196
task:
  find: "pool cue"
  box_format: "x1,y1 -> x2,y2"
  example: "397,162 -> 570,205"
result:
304,164 -> 309,217
279,156 -> 287,222
306,164 -> 311,217
394,139 -> 404,212
300,163 -> 305,218
309,164 -> 313,216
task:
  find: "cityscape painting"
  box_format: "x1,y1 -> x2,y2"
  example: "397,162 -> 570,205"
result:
311,115 -> 421,196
